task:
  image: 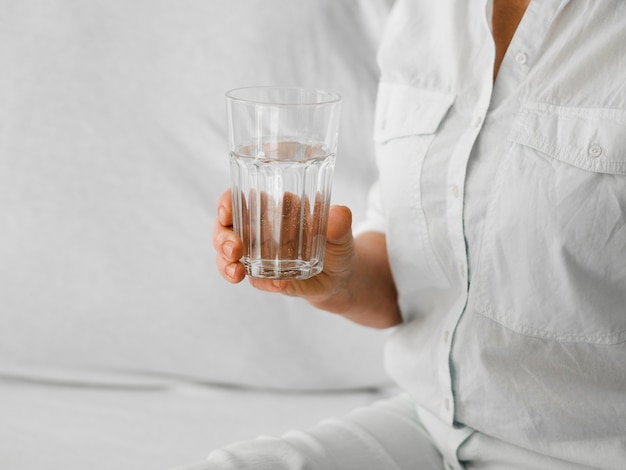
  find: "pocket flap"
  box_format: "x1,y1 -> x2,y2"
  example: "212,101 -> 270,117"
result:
511,102 -> 626,175
374,83 -> 454,143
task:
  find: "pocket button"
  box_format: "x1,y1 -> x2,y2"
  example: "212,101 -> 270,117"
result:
588,143 -> 603,158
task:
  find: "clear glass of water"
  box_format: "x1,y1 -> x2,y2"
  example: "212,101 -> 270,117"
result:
225,86 -> 341,280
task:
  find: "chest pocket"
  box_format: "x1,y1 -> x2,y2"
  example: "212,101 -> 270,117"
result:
374,82 -> 454,293
472,102 -> 626,344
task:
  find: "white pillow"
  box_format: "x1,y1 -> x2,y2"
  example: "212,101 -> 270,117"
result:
0,0 -> 392,390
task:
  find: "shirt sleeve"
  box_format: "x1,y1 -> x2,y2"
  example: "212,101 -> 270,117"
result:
353,180 -> 387,237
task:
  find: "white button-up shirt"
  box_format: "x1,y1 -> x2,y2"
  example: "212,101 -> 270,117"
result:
360,0 -> 626,467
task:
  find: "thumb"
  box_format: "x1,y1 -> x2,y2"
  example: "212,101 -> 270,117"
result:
326,205 -> 353,246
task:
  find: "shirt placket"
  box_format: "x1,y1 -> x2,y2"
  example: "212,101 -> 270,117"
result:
436,32 -> 494,428
438,0 -> 567,434
438,0 -> 570,427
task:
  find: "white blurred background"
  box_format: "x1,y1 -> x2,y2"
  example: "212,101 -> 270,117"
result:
0,1 -> 396,469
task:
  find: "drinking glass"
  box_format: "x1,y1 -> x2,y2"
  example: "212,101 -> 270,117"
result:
226,86 -> 341,280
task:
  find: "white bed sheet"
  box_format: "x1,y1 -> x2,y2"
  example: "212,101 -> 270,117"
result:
0,377 -> 395,470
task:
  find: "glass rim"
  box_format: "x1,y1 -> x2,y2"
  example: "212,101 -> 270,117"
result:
225,86 -> 341,106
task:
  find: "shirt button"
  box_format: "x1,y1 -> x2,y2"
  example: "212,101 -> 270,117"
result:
450,185 -> 460,198
443,330 -> 450,344
515,52 -> 528,64
444,398 -> 451,411
588,143 -> 603,158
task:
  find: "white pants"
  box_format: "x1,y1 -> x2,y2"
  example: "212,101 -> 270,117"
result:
175,394 -> 597,470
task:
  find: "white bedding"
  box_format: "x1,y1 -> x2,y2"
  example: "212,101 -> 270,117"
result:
0,1 -> 395,468
1,376 -> 394,470
0,0 -> 392,391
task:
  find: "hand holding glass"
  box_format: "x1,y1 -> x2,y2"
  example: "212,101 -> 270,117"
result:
226,86 -> 341,280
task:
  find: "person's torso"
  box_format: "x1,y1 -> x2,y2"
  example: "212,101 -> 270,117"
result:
373,1 -> 626,467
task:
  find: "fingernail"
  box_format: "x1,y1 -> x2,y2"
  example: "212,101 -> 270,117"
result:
272,280 -> 282,288
226,263 -> 237,279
